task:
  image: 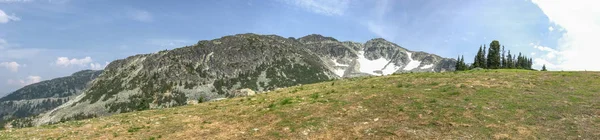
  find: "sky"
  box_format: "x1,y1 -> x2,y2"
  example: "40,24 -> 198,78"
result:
0,0 -> 597,95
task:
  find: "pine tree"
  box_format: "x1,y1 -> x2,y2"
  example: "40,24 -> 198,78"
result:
482,45 -> 487,68
541,64 -> 547,71
517,53 -> 522,69
501,46 -> 506,68
455,55 -> 461,71
513,55 -> 517,68
455,55 -> 468,71
473,46 -> 482,68
506,50 -> 513,69
460,55 -> 466,71
487,40 -> 501,69
529,58 -> 533,69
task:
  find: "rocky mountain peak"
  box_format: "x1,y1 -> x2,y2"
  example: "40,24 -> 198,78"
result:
298,34 -> 338,43
364,38 -> 408,52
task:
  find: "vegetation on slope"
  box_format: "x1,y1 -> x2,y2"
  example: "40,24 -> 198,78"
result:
0,70 -> 102,129
1,70 -> 599,139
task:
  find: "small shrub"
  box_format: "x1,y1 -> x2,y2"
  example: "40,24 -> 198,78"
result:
279,98 -> 293,105
310,93 -> 320,99
128,126 -> 143,133
267,103 -> 276,109
397,106 -> 405,112
198,96 -> 204,103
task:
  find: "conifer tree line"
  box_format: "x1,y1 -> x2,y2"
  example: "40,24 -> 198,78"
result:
455,40 -> 533,71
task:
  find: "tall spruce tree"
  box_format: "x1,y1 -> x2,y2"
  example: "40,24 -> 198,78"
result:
513,55 -> 517,68
461,55 -> 466,71
517,53 -> 522,69
473,46 -> 482,68
501,46 -> 506,68
487,40 -> 501,69
455,55 -> 461,71
481,45 -> 487,68
506,50 -> 513,69
529,58 -> 533,69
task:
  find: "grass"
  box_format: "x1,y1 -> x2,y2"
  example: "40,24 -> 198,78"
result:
1,69 -> 599,139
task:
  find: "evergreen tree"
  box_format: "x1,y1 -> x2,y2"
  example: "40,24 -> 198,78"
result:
506,50 -> 513,69
460,55 -> 466,71
473,46 -> 482,68
501,46 -> 506,68
513,55 -> 517,68
455,55 -> 467,71
487,40 -> 501,69
541,64 -> 547,71
455,55 -> 461,71
517,53 -> 523,69
529,58 -> 533,69
481,45 -> 487,68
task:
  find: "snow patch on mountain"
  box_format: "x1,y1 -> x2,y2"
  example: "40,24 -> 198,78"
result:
420,64 -> 434,69
381,64 -> 400,75
403,52 -> 421,70
331,59 -> 348,77
357,51 -> 393,75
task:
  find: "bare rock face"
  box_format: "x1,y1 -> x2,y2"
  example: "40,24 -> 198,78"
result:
230,88 -> 256,97
299,35 -> 456,77
34,33 -> 456,125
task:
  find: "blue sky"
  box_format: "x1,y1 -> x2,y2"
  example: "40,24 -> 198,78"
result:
0,0 -> 597,95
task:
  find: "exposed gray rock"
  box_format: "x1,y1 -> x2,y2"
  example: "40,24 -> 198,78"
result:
230,88 -> 256,97
34,33 -> 456,125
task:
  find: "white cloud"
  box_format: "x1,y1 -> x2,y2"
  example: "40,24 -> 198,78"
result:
548,26 -> 554,32
532,44 -> 559,60
0,61 -> 20,72
129,9 -> 153,22
54,56 -> 93,67
7,76 -> 41,86
532,0 -> 600,70
0,9 -> 20,23
90,61 -> 109,70
282,0 -> 351,16
530,43 -> 561,69
54,56 -> 109,70
533,58 -> 556,70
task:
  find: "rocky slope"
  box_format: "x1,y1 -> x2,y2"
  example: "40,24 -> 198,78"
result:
35,33 -> 455,125
0,70 -> 102,128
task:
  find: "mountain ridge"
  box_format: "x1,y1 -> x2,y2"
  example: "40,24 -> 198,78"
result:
32,33 -> 456,125
0,70 -> 102,128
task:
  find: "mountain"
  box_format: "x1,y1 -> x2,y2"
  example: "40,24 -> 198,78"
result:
35,33 -> 456,125
0,70 -> 102,128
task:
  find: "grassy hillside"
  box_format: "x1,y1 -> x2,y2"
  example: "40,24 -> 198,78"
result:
1,70 -> 599,139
